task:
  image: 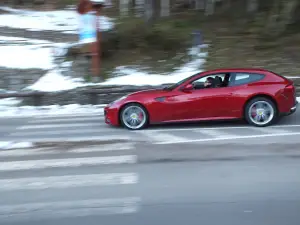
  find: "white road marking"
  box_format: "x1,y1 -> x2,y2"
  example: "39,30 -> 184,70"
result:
248,127 -> 290,134
3,135 -> 131,142
10,128 -> 118,136
0,173 -> 138,190
194,129 -> 237,138
0,155 -> 137,171
17,123 -> 100,130
0,197 -> 140,221
71,143 -> 134,153
156,132 -> 300,144
143,124 -> 300,132
29,116 -> 101,123
0,143 -> 134,157
35,113 -> 104,119
138,130 -> 189,143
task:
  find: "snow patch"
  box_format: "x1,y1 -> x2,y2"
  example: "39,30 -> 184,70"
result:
0,142 -> 34,150
26,70 -> 86,92
0,7 -> 113,33
25,45 -> 208,91
0,36 -> 71,69
0,101 -> 105,118
0,45 -> 54,69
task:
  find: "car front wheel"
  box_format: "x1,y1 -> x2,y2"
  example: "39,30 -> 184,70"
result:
120,103 -> 148,130
244,97 -> 277,127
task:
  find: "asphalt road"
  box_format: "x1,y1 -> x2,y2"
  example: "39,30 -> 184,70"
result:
0,108 -> 300,224
0,141 -> 300,225
1,107 -> 300,145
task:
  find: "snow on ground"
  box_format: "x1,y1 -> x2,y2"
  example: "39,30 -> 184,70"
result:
26,69 -> 85,92
0,6 -> 113,33
27,45 -> 209,92
0,98 -> 106,118
0,141 -> 34,150
0,36 -> 57,69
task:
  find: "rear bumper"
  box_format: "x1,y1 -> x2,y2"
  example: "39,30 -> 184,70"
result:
283,101 -> 298,116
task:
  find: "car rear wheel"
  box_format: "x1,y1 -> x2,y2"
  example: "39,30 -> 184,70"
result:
244,97 -> 277,127
120,103 -> 148,130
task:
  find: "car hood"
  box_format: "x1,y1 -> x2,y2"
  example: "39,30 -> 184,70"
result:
128,89 -> 168,97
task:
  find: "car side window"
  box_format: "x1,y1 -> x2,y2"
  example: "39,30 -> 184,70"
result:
229,73 -> 265,86
191,73 -> 228,90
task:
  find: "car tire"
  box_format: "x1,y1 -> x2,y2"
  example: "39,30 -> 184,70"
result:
120,103 -> 149,130
244,97 -> 278,127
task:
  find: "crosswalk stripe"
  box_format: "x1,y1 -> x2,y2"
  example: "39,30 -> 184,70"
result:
194,129 -> 238,138
35,113 -> 104,119
9,127 -> 119,136
17,123 -> 100,130
0,143 -> 134,157
3,135 -> 131,142
248,127 -> 290,134
0,173 -> 138,190
29,117 -> 101,124
0,197 -> 140,221
138,130 -> 189,142
0,155 -> 137,171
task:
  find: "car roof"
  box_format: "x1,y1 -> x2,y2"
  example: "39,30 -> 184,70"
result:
205,68 -> 273,74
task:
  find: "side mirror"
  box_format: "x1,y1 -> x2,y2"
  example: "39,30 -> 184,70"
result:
181,84 -> 193,92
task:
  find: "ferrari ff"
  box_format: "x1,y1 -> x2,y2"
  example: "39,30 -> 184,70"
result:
104,68 -> 298,130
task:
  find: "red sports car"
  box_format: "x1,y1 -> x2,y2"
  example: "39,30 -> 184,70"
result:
104,68 -> 298,130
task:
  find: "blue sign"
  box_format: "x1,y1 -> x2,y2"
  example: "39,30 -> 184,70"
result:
79,12 -> 97,44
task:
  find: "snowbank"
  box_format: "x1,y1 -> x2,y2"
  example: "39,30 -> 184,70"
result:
0,6 -> 113,33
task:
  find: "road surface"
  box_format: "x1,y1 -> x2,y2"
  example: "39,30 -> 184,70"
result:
0,108 -> 300,145
0,109 -> 300,224
0,141 -> 300,225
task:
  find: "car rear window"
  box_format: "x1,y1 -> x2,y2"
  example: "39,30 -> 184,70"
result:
230,73 -> 265,86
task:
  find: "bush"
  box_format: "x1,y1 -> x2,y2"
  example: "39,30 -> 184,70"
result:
111,17 -> 192,52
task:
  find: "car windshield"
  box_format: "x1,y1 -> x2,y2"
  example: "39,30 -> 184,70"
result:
164,73 -> 200,91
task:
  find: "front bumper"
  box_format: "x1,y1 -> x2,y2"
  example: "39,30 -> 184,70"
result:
104,106 -> 120,126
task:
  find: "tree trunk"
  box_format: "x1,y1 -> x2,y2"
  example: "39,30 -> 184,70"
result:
135,0 -> 145,17
246,0 -> 258,13
160,0 -> 170,16
205,0 -> 215,15
195,0 -> 205,10
144,0 -> 154,23
120,0 -> 130,16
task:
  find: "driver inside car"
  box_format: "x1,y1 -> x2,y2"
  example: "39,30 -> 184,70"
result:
204,77 -> 214,88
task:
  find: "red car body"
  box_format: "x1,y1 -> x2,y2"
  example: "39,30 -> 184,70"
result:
104,68 -> 297,128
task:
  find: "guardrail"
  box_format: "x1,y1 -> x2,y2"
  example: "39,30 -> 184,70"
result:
0,84 -> 172,106
1,82 -> 300,106
0,91 -> 44,106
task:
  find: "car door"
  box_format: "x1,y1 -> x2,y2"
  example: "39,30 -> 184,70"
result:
150,73 -> 233,122
184,86 -> 231,120
173,73 -> 232,120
